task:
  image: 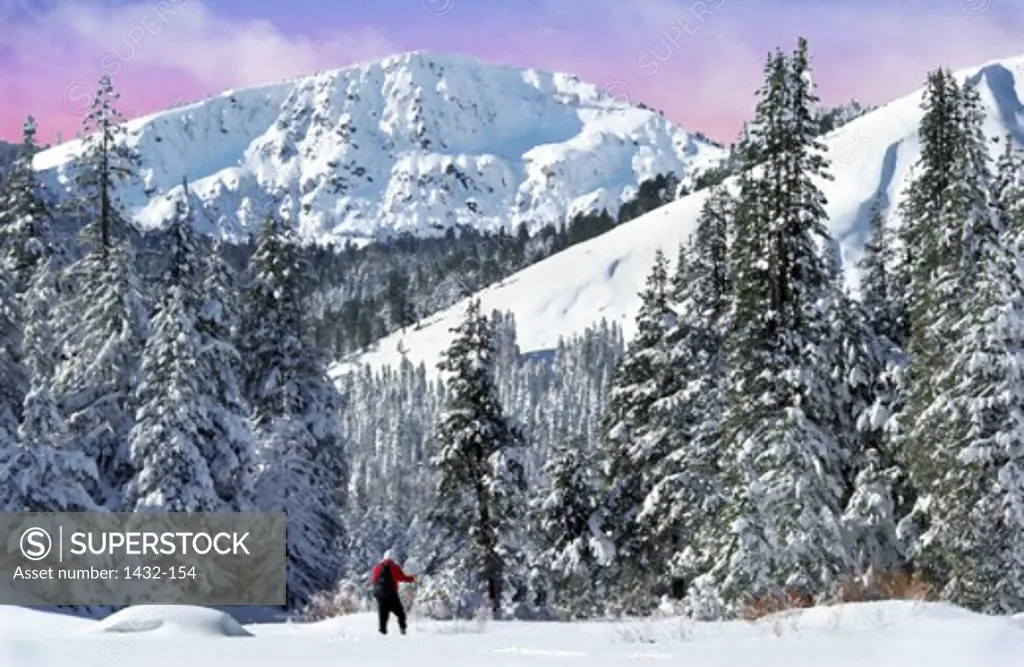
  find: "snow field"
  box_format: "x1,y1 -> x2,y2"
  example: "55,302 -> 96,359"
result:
0,601 -> 1022,666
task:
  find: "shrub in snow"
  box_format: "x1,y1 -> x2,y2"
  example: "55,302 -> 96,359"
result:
683,574 -> 724,621
830,569 -> 936,603
413,570 -> 488,620
296,580 -> 365,621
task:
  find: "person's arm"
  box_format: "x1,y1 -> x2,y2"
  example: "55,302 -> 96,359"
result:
370,564 -> 380,585
392,564 -> 416,583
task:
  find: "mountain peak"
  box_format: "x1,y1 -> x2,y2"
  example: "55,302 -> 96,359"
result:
33,52 -> 724,245
333,51 -> 1024,376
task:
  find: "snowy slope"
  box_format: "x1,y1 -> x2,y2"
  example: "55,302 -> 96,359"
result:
30,51 -> 724,244
0,601 -> 1021,666
333,54 -> 1024,376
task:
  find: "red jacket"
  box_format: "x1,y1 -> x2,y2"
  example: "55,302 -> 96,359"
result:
371,559 -> 414,595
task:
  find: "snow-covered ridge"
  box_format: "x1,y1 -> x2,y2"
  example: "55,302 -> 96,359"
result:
31,51 -> 725,244
332,53 -> 1024,377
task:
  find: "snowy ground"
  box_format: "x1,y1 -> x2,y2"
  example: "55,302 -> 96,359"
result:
1,601 -> 1022,666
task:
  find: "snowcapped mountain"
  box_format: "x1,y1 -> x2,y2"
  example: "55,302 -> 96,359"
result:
30,51 -> 724,244
332,54 -> 1024,377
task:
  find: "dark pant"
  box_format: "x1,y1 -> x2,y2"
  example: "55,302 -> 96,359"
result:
377,594 -> 406,634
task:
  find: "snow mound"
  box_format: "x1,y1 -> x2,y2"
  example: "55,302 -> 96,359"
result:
0,606 -> 96,639
88,605 -> 253,637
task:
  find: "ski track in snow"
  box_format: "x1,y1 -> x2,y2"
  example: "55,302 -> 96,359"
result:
332,54 -> 1024,380
0,601 -> 1021,666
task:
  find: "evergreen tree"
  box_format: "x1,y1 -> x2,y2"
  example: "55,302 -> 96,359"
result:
0,261 -> 24,443
429,299 -> 527,616
956,81 -> 998,272
900,77 -> 996,584
714,40 -> 852,611
909,108 -> 1024,611
55,74 -> 148,508
917,202 -> 1024,612
197,240 -> 256,510
638,188 -> 731,596
992,135 -> 1024,240
828,276 -> 905,577
125,190 -> 220,511
0,115 -> 63,294
893,68 -> 961,343
857,198 -> 900,344
9,256 -> 100,512
529,434 -> 603,618
242,215 -> 348,607
65,75 -> 140,251
595,249 -> 675,612
254,411 -> 344,608
842,449 -> 903,578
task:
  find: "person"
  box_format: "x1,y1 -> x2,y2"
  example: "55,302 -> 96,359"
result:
371,549 -> 416,635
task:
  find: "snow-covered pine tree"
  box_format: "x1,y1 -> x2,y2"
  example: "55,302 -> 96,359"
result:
638,187 -> 731,599
713,39 -> 852,612
0,115 -> 65,295
528,433 -> 603,618
429,298 -> 527,617
8,255 -> 99,512
992,135 -> 1024,241
910,106 -> 1024,611
253,409 -> 343,609
858,197 -> 901,345
64,75 -> 141,250
197,239 -> 256,510
595,249 -> 675,613
125,187 -> 220,511
0,260 -> 25,443
842,449 -> 904,580
242,214 -> 348,608
54,74 -> 148,508
900,77 -> 995,584
827,237 -> 906,580
921,197 -> 1024,611
956,80 -> 999,270
878,69 -> 961,564
893,68 -> 961,343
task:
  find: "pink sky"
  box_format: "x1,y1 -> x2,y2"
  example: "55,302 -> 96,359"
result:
1,0 -> 1023,145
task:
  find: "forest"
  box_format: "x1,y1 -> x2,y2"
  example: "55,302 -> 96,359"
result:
3,36 -> 1017,620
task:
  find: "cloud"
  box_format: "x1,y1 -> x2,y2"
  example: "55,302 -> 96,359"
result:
49,0 -> 396,88
3,0 -> 1024,144
527,0 -> 1024,141
0,0 -> 397,140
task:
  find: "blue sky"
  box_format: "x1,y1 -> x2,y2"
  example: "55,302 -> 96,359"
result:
2,0 -> 1022,143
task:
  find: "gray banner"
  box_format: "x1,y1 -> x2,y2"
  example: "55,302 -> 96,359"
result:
0,512 -> 286,605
